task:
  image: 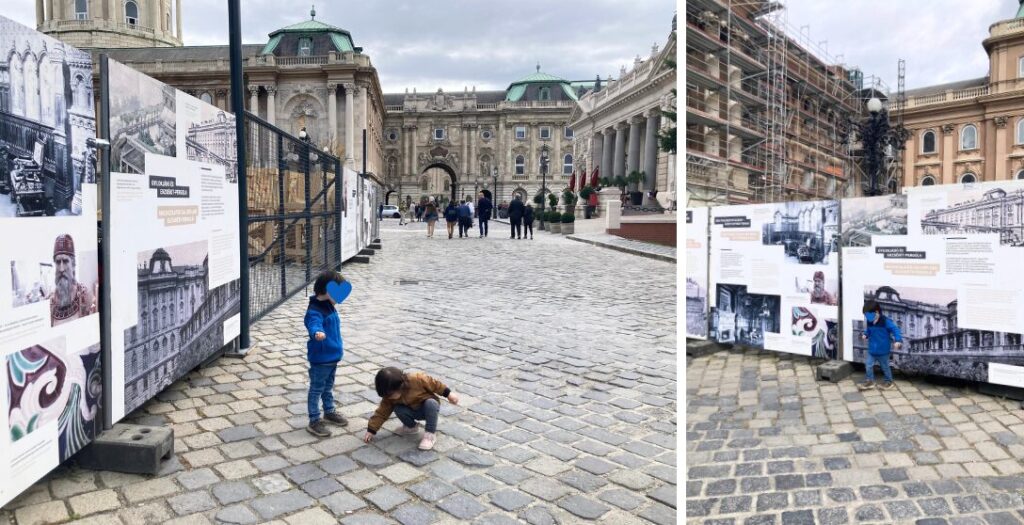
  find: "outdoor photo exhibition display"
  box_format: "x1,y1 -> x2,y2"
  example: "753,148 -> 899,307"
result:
841,180 -> 1024,386
709,201 -> 840,357
686,207 -> 709,339
0,16 -> 102,507
106,59 -> 241,423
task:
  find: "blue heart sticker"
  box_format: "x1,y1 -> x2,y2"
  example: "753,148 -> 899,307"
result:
327,280 -> 352,304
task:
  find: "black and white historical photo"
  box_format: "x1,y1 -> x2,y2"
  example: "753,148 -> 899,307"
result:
841,194 -> 908,247
0,17 -> 96,217
853,284 -> 1024,382
687,277 -> 708,338
794,270 -> 838,306
109,60 -> 176,174
123,241 -> 240,414
711,284 -> 781,347
761,200 -> 839,264
184,108 -> 237,183
919,185 -> 1024,246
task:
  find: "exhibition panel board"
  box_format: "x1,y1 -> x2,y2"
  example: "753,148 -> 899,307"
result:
709,201 -> 840,357
840,181 -> 1024,386
103,58 -> 242,424
686,207 -> 709,339
0,16 -> 102,507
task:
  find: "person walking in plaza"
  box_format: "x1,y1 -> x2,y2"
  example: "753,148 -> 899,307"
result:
443,200 -> 459,239
423,199 -> 439,238
507,195 -> 525,239
457,200 -> 473,238
363,367 -> 460,451
304,271 -> 349,437
465,196 -> 475,220
858,300 -> 902,390
378,203 -> 384,220
523,203 -> 535,240
477,191 -> 493,238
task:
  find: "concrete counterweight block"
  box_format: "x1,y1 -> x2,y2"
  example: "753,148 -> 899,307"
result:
816,360 -> 853,383
686,340 -> 722,358
76,424 -> 174,475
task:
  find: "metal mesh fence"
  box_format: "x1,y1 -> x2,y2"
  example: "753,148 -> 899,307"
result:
243,112 -> 342,322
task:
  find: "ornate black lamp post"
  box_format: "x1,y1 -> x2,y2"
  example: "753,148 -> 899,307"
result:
539,145 -> 549,229
492,165 -> 498,208
853,97 -> 908,196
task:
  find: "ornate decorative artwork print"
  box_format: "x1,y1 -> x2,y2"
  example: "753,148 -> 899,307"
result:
6,340 -> 101,461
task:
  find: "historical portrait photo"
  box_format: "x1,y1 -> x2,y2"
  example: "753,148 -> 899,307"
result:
794,270 -> 838,306
10,233 -> 98,325
841,194 -> 907,247
109,59 -> 176,174
0,16 -> 97,217
762,201 -> 839,264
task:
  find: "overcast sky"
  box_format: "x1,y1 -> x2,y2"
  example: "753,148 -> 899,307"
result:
783,0 -> 1018,92
6,0 -> 675,93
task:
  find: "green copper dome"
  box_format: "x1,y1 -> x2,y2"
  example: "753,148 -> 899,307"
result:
261,5 -> 355,55
505,64 -> 578,101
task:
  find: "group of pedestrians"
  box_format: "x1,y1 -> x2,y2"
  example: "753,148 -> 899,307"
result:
440,192 -> 493,238
505,195 -> 535,240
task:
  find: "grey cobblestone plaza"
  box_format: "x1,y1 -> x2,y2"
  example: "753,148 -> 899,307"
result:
687,347 -> 1024,525
0,220 -> 677,525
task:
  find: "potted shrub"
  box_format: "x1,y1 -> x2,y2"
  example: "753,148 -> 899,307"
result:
533,193 -> 544,206
560,211 -> 575,234
579,186 -> 595,218
546,210 -> 561,233
547,193 -> 558,210
627,170 -> 645,205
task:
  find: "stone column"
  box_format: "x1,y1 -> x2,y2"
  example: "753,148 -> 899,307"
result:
327,82 -> 338,148
613,122 -> 627,179
149,0 -> 159,30
643,110 -> 660,205
265,86 -> 276,126
175,0 -> 182,38
627,116 -> 642,177
941,124 -> 954,184
344,83 -> 355,168
554,122 -> 562,184
469,124 -> 477,187
248,85 -> 259,119
36,0 -> 43,26
994,116 -> 1007,180
216,89 -> 227,111
359,82 -> 368,170
592,131 -> 604,179
106,0 -> 115,21
601,128 -> 614,180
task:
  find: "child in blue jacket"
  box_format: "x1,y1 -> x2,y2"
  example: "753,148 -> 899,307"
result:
859,300 -> 903,390
304,271 -> 349,437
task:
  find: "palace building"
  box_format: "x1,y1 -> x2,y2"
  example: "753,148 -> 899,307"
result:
34,1 -> 675,209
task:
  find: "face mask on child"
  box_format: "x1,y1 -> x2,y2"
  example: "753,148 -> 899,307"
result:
864,312 -> 877,323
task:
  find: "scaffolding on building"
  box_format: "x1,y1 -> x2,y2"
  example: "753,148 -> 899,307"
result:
685,0 -> 868,207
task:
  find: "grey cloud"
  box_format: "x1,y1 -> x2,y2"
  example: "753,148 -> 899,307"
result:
8,0 -> 673,92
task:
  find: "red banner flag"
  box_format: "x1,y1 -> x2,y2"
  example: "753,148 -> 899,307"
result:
569,170 -> 576,191
590,166 -> 600,188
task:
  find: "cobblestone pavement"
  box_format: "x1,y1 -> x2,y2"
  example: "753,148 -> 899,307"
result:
686,346 -> 1024,525
565,233 -> 676,263
1,219 -> 677,525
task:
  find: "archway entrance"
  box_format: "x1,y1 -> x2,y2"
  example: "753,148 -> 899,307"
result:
420,162 -> 458,204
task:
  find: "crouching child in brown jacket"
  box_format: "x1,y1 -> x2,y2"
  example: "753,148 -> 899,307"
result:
362,367 -> 460,451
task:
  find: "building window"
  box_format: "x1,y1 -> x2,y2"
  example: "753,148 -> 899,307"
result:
515,155 -> 525,175
539,87 -> 551,100
387,130 -> 398,141
515,126 -> 526,140
921,175 -> 936,186
1017,119 -> 1024,145
564,127 -> 573,139
481,129 -> 492,140
76,0 -> 88,19
563,154 -> 573,175
960,124 -> 977,150
921,130 -> 936,153
1017,170 -> 1024,180
420,177 -> 429,191
298,38 -> 312,56
1019,56 -> 1024,78
124,0 -> 138,26
434,127 -> 445,140
960,172 -> 976,184
540,126 -> 551,140
200,92 -> 212,104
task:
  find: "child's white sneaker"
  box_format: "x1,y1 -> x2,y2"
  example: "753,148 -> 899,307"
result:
394,423 -> 419,436
418,432 -> 436,450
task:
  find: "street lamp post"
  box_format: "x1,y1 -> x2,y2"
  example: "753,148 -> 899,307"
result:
854,97 -> 908,197
539,145 -> 549,229
492,166 -> 498,210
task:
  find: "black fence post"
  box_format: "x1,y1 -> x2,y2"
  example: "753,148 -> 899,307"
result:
98,54 -> 113,429
277,134 -> 286,299
304,142 -> 313,283
229,0 -> 250,352
337,157 -> 343,268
